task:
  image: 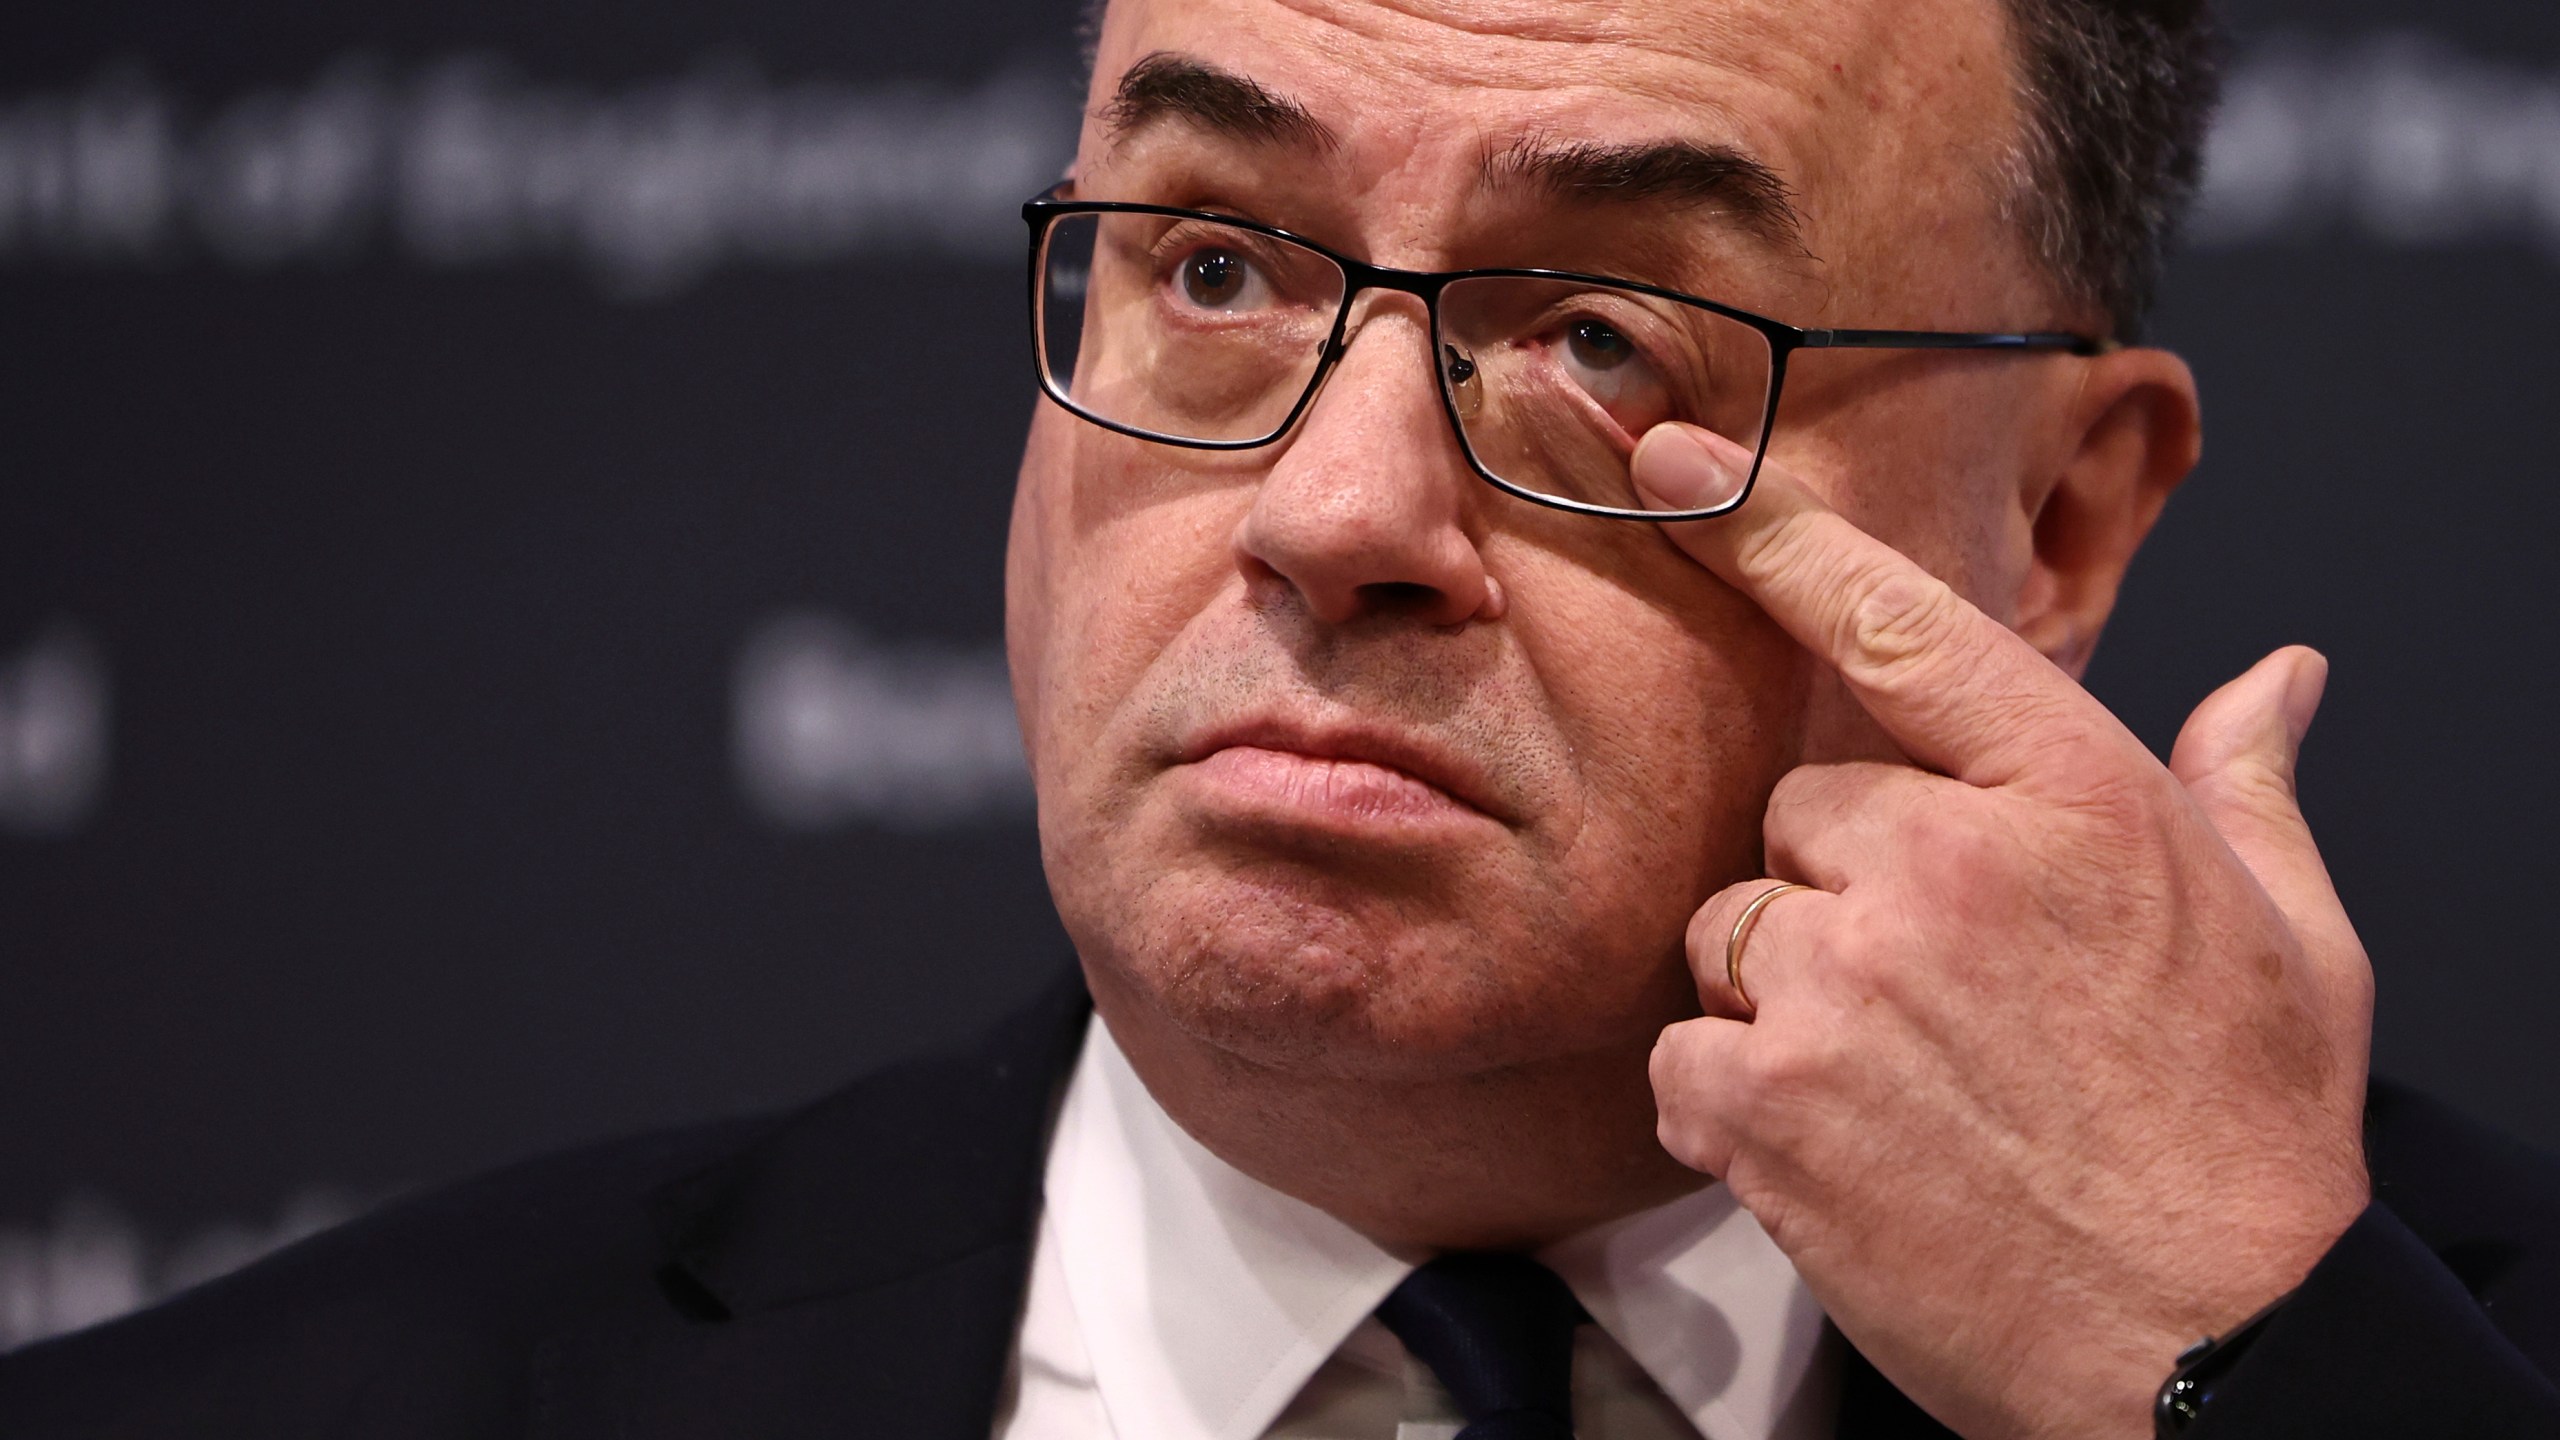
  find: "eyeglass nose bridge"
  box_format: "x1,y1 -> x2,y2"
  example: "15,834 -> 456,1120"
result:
1312,258 -> 1461,370
1309,258 -> 1745,522
1294,260 -> 1504,477
1295,260 -> 1563,499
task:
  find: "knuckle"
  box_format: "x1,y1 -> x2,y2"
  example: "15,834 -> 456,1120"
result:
1760,778 -> 1830,863
1649,1031 -> 1730,1170
1686,900 -> 1734,971
1655,1113 -> 1727,1175
1765,761 -> 1900,868
1765,764 -> 1827,819
1992,692 -> 2102,773
1738,1029 -> 1828,1099
1731,506 -> 1831,586
2065,765 -> 2167,832
1765,762 -> 1861,828
1686,879 -> 1790,982
1647,1038 -> 1677,1098
1901,804 -> 2010,883
2186,757 -> 2298,821
1820,906 -> 1909,997
1651,1020 -> 1722,1091
1839,565 -> 1969,687
1648,1024 -> 1693,1089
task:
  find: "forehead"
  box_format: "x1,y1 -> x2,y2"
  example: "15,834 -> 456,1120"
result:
1085,0 -> 2026,303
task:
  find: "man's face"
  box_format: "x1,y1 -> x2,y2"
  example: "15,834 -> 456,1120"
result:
1010,0 -> 2084,1079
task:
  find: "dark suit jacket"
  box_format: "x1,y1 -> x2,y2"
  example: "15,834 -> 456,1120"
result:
6,970 -> 2558,1438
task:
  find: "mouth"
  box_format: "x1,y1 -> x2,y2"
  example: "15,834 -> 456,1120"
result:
1173,716 -> 1513,832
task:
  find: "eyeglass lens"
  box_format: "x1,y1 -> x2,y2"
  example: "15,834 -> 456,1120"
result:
1037,211 -> 1776,512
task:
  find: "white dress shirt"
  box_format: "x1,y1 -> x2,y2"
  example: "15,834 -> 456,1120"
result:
993,1019 -> 1840,1439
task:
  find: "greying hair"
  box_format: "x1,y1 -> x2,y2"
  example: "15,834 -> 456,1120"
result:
1077,0 -> 2222,339
2000,0 -> 2223,339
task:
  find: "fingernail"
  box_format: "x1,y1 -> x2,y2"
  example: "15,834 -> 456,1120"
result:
1633,424 -> 1745,512
2280,648 -> 2330,746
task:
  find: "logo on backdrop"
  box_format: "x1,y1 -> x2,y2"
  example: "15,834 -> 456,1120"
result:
0,1191 -> 362,1350
0,622 -> 109,836
732,611 -> 1030,829
3,35 -> 2557,297
0,55 -> 1076,299
2194,35 -> 2560,252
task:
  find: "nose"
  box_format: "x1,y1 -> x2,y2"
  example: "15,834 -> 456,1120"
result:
1230,306 -> 1499,628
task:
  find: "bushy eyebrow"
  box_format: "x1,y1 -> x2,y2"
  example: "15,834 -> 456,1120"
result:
1100,52 -> 1339,153
1096,52 -> 1803,254
1483,136 -> 1806,252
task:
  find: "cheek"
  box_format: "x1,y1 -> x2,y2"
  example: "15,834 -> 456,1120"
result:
1758,377 -> 2043,767
1012,432 -> 1251,806
1774,369 -> 2037,606
1506,533 -> 1809,929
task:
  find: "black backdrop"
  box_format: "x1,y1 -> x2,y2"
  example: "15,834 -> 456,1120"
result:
6,0 -> 2557,1345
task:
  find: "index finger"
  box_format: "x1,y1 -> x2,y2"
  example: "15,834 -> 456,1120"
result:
1630,421 -> 2141,791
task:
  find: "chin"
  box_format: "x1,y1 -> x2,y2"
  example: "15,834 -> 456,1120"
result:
1057,840 -> 1665,1083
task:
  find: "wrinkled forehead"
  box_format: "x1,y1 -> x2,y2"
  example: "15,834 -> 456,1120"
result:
1081,0 -> 2027,304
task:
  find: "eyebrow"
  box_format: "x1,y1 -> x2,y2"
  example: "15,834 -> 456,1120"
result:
1484,135 -> 1806,252
1100,52 -> 1340,153
1096,52 -> 1804,254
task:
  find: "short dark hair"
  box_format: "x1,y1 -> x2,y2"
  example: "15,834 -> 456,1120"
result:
2001,0 -> 2223,339
1075,0 -> 2222,339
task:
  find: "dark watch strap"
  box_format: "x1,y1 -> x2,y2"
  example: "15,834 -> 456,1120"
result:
2154,1289 -> 2298,1436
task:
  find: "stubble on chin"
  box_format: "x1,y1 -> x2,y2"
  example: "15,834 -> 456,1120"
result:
1035,575 -> 1714,1084
1059,815 -> 1680,1089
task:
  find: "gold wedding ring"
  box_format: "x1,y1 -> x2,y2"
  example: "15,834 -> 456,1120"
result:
1725,882 -> 1816,1019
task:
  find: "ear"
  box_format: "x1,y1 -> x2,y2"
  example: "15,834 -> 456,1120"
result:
2010,347 -> 2200,680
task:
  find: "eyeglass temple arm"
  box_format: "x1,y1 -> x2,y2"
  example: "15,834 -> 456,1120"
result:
1803,328 -> 2116,357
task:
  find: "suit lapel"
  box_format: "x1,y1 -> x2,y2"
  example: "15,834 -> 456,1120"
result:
534,971 -> 1091,1440
525,965 -> 1961,1440
532,1241 -> 1040,1440
542,1293 -> 1948,1440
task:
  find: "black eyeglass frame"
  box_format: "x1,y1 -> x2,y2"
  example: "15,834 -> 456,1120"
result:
1024,193 -> 2111,521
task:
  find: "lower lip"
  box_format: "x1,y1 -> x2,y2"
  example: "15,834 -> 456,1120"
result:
1180,745 -> 1490,832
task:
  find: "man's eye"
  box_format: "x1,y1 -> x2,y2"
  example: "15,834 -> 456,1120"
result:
1554,317 -> 1673,434
1178,249 -> 1262,310
1566,320 -> 1637,372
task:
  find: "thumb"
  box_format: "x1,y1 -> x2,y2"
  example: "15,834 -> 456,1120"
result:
2169,647 -> 2356,953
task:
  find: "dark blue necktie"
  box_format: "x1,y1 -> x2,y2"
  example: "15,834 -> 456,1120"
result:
1375,1253 -> 1589,1439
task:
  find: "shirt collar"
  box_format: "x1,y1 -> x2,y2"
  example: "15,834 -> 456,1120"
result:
1047,1019 -> 1411,1439
1539,1177 -> 1839,1437
1046,1017 -> 1833,1440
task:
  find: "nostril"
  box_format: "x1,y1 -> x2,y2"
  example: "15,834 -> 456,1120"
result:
1360,580 -> 1446,614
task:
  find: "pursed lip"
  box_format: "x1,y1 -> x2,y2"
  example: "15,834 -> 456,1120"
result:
1174,714 -> 1513,825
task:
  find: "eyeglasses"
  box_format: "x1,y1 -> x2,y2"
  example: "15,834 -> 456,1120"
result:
1023,193 -> 2108,521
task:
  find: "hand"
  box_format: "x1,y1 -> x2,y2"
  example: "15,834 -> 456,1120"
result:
1632,424 -> 2375,1440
